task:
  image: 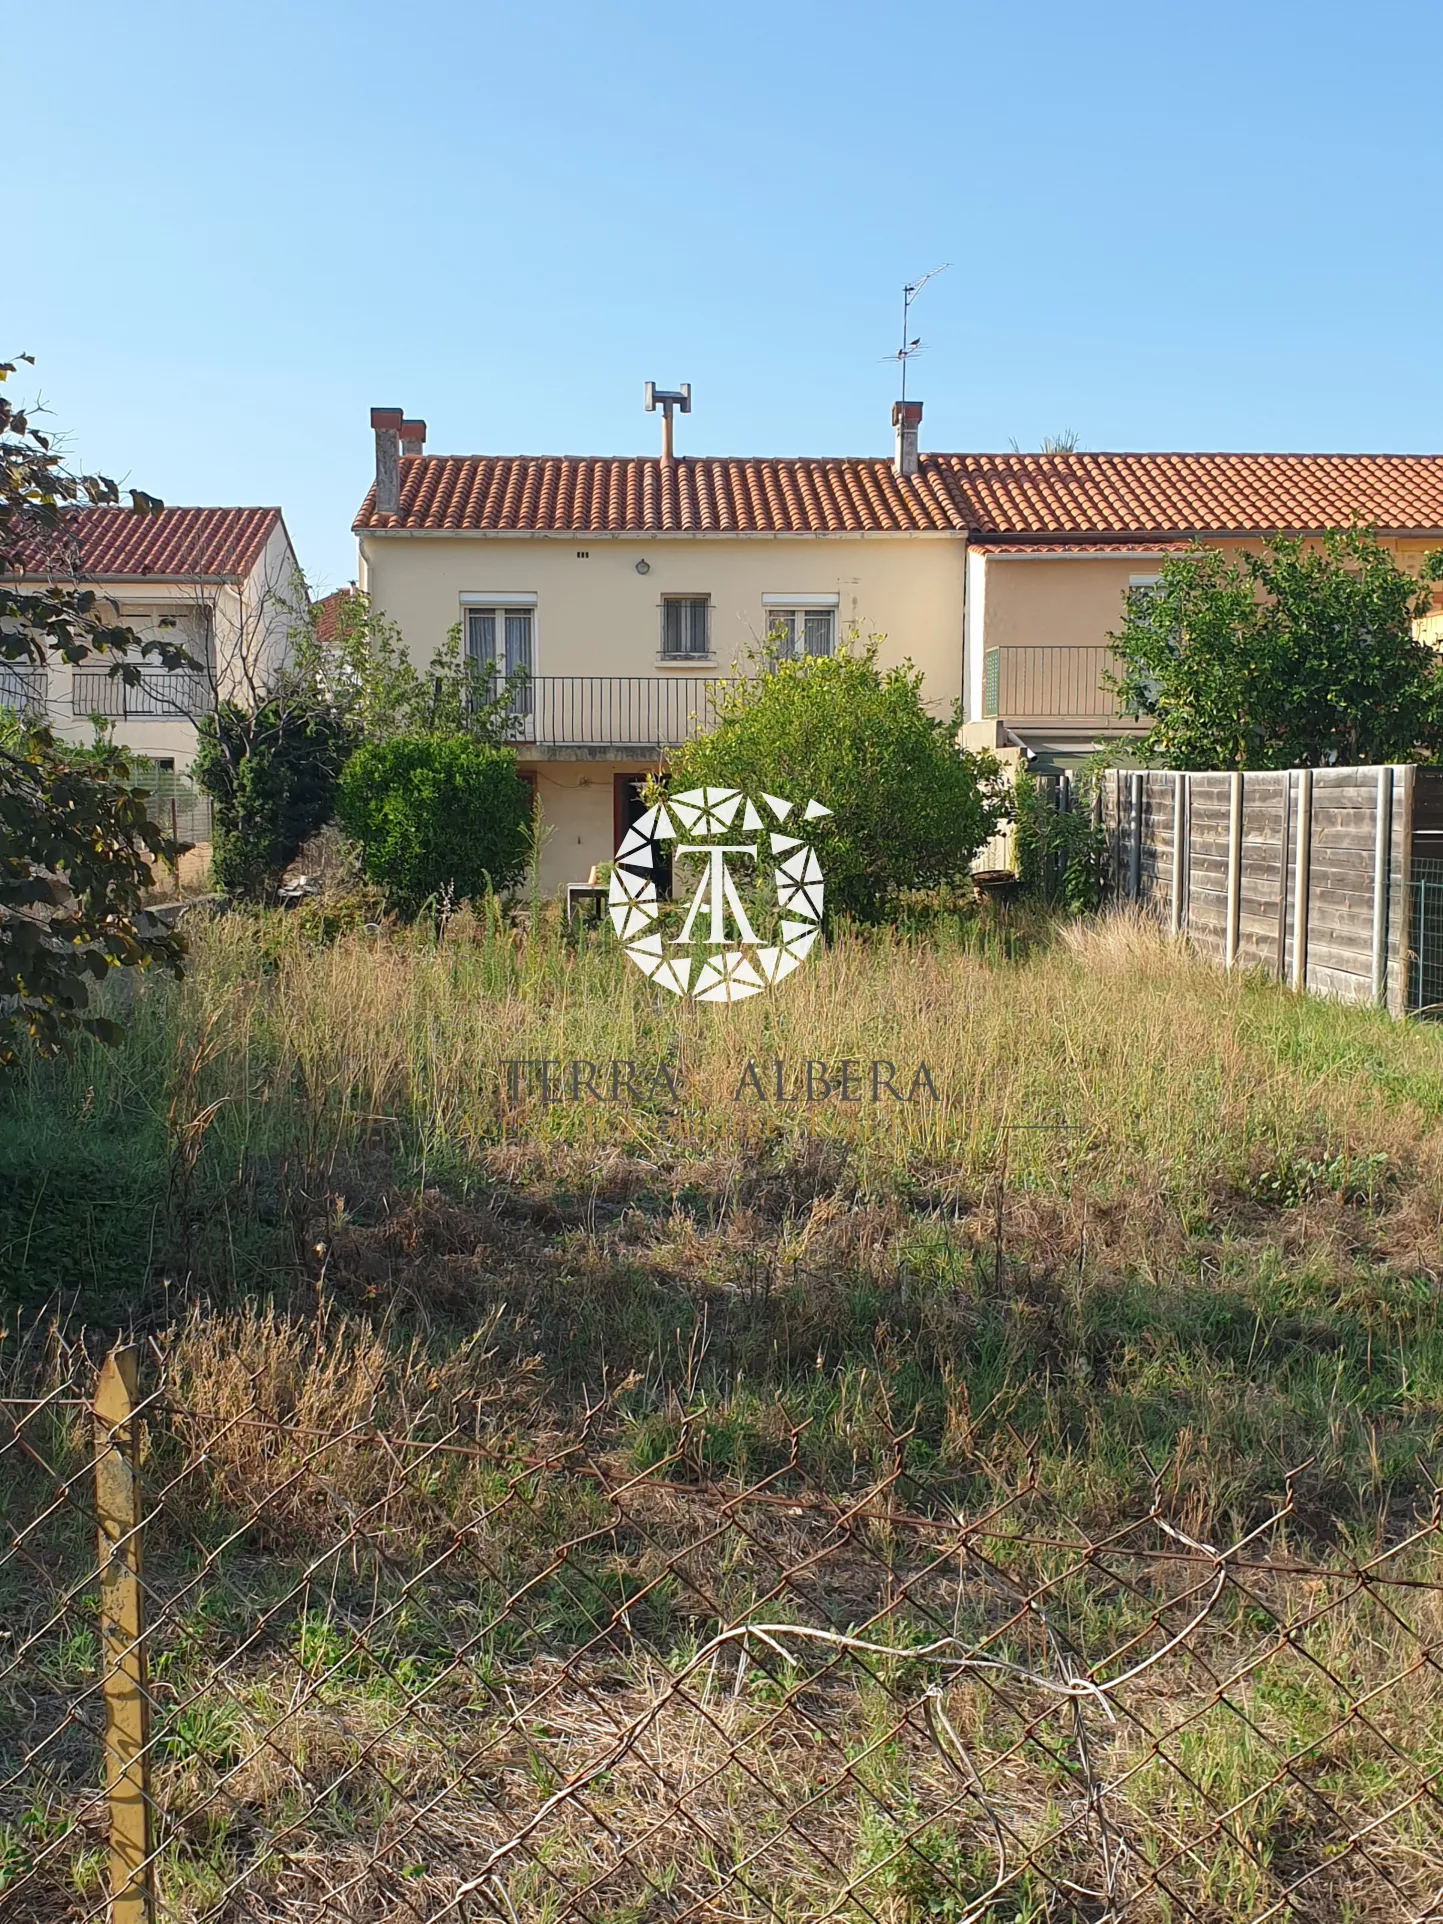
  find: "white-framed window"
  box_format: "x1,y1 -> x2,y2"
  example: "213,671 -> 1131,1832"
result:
464,604 -> 534,715
661,596 -> 710,659
766,606 -> 836,658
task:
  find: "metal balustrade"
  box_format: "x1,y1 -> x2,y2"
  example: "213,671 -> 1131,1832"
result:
496,675 -> 724,748
981,645 -> 1130,720
72,670 -> 215,719
0,663 -> 47,718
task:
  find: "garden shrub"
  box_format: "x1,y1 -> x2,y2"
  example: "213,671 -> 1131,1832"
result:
663,644 -> 1006,921
1012,765 -> 1106,912
336,734 -> 531,915
195,699 -> 353,901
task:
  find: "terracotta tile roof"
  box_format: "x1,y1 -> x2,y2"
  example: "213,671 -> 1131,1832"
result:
355,450 -> 1443,540
355,455 -> 968,535
933,452 -> 1443,540
17,505 -> 282,581
971,538 -> 1192,556
312,586 -> 356,646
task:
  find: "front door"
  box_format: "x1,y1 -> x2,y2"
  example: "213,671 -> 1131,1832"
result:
615,774 -> 671,897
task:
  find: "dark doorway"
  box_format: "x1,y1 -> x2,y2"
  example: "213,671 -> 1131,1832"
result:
614,773 -> 671,897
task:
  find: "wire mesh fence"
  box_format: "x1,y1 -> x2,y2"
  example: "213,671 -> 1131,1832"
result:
6,1345 -> 1443,1924
124,760 -> 212,858
1409,857 -> 1443,1016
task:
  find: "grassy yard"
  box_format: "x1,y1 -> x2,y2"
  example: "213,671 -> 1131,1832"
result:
5,906 -> 1443,1919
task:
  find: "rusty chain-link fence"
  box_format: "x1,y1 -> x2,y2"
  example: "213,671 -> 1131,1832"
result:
5,1344 -> 1443,1924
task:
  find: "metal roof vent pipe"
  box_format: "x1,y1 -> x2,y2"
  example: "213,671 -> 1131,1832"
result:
644,382 -> 691,462
400,419 -> 427,458
370,407 -> 404,515
892,400 -> 923,480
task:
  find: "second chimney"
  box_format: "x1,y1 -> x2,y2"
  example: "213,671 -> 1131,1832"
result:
400,419 -> 427,458
370,407 -> 404,516
892,400 -> 923,480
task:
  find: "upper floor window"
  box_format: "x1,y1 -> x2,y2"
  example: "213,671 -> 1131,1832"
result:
767,606 -> 835,659
661,596 -> 710,659
465,604 -> 534,716
465,606 -> 533,674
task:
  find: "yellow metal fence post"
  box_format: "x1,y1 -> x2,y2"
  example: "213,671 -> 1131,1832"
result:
94,1346 -> 155,1924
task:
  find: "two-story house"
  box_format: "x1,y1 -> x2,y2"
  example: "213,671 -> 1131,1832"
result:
957,452 -> 1443,770
5,504 -> 306,770
354,399 -> 1443,893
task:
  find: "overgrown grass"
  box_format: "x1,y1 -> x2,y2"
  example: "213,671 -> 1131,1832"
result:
7,903 -> 1443,1918
4,902 -> 1443,1531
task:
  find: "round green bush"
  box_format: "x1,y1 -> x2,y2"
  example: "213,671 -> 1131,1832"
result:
336,734 -> 531,915
664,646 -> 1006,921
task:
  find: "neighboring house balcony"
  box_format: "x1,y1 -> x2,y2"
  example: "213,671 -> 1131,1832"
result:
981,645 -> 1146,735
72,670 -> 216,720
496,675 -> 724,759
0,664 -> 48,720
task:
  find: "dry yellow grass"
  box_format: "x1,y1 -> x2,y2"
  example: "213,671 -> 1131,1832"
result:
8,903 -> 1443,1922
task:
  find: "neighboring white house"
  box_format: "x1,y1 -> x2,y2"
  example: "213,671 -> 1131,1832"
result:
5,505 -> 306,770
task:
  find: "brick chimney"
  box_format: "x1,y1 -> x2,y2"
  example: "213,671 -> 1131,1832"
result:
400,419 -> 427,457
892,400 -> 923,480
370,407 -> 404,516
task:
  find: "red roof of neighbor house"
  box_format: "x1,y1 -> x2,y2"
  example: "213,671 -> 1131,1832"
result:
938,452 -> 1443,540
17,505 -> 282,580
312,585 -> 356,645
968,539 -> 1193,556
354,450 -> 1443,540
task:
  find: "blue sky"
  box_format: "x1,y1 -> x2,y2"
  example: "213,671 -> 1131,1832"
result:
12,0 -> 1443,587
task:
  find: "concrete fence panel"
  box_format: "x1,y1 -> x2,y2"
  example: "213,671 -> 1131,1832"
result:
1104,763 -> 1441,1018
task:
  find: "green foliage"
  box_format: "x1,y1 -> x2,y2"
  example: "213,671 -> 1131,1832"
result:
0,357 -> 187,1066
297,592 -> 521,745
1110,529 -> 1443,769
195,699 -> 353,901
1011,766 -> 1105,911
200,594 -> 529,909
336,735 -> 532,915
663,644 -> 1007,921
0,719 -> 184,1068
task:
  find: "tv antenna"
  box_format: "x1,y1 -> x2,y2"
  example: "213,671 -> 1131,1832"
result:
895,264 -> 949,404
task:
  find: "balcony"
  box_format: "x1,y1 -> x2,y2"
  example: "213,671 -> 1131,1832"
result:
0,664 -> 47,719
72,671 -> 215,720
498,676 -> 724,755
981,645 -> 1139,725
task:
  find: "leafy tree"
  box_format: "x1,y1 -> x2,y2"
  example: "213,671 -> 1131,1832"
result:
663,644 -> 1006,921
336,735 -> 532,916
0,718 -> 183,1066
194,698 -> 354,900
200,592 -> 532,903
1110,530 -> 1443,769
1,356 -> 186,1064
298,590 -> 521,744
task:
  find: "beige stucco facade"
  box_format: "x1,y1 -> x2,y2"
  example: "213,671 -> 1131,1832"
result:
359,528 -> 966,893
358,468 -> 1443,888
965,534 -> 1443,771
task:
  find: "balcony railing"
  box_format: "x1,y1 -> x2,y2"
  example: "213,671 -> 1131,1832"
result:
982,645 -> 1134,722
495,676 -> 724,749
0,664 -> 47,719
72,671 -> 215,720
